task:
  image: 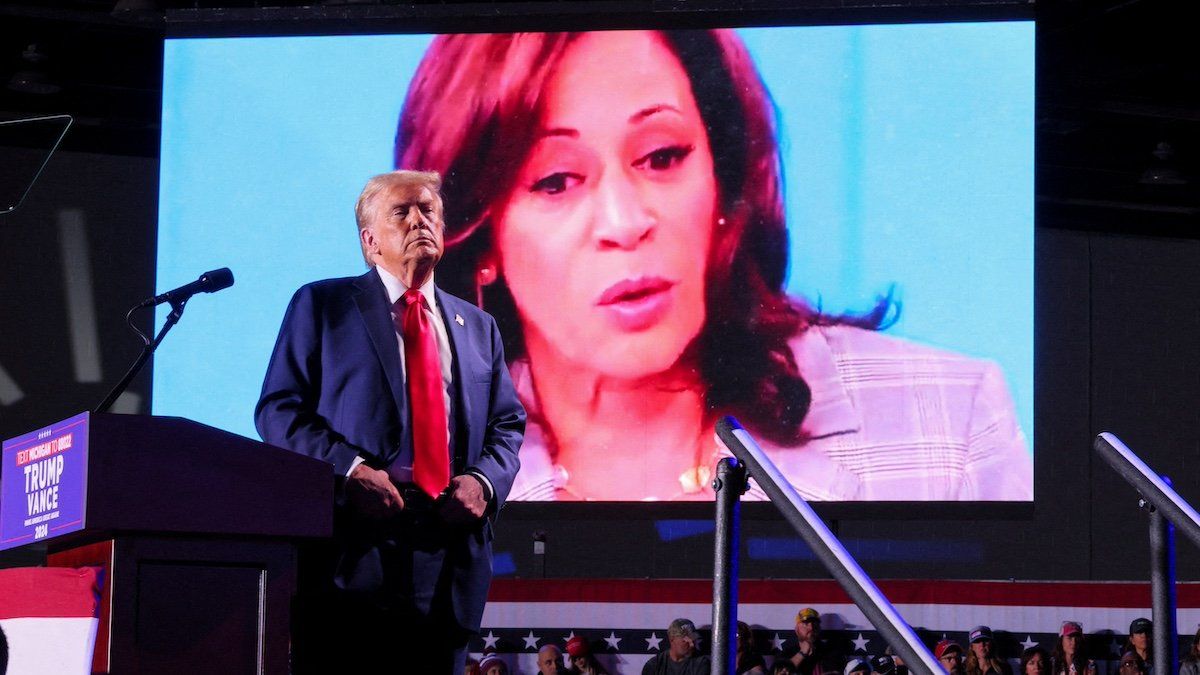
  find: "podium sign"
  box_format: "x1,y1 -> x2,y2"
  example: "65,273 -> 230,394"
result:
1,412 -> 89,550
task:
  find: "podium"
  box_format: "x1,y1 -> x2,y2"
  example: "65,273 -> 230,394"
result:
1,413 -> 333,675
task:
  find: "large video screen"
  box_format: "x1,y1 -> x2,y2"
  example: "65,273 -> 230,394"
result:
156,22 -> 1034,502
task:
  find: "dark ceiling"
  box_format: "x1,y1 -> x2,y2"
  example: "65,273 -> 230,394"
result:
1,0 -> 1196,231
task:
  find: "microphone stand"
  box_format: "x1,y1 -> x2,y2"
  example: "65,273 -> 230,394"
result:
94,298 -> 188,414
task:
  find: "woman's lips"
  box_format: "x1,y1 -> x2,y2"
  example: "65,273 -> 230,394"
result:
596,277 -> 676,331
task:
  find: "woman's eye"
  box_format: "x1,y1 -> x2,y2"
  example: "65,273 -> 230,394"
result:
634,143 -> 694,171
529,172 -> 582,195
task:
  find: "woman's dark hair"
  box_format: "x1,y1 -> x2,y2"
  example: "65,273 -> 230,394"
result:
569,653 -> 610,674
1051,630 -> 1086,675
1123,625 -> 1150,657
395,30 -> 892,446
1185,626 -> 1200,664
1021,646 -> 1051,675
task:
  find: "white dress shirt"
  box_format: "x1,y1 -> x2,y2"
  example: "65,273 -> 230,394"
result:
348,266 -> 495,503
347,266 -> 452,482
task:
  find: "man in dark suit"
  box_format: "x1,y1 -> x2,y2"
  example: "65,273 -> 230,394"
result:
255,169 -> 525,673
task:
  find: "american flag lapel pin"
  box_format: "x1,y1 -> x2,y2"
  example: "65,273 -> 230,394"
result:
455,314 -> 464,326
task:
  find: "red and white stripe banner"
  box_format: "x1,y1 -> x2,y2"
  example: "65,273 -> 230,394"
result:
0,566 -> 101,675
476,579 -> 1200,674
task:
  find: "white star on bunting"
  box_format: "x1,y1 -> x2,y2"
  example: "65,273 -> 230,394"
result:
770,633 -> 788,652
1020,636 -> 1038,650
852,633 -> 870,652
523,631 -> 541,650
482,631 -> 499,649
604,632 -> 622,650
562,631 -> 577,644
646,632 -> 663,651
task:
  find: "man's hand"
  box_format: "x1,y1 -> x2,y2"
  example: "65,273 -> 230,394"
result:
790,643 -> 812,667
346,464 -> 405,519
438,474 -> 488,524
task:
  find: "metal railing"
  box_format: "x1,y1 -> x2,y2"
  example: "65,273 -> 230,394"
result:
1093,432 -> 1200,675
712,417 -> 941,675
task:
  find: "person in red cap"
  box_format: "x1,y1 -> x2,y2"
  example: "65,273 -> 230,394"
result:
935,639 -> 965,675
565,635 -> 609,675
784,608 -> 842,675
1051,621 -> 1095,675
965,626 -> 1012,675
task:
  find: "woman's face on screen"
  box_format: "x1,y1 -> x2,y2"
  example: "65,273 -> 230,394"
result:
494,31 -> 718,379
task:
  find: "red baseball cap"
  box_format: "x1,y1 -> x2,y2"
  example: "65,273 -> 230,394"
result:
935,640 -> 964,659
1060,621 -> 1083,637
566,635 -> 590,658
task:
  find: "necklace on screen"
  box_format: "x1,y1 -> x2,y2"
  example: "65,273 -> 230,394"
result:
552,429 -> 720,501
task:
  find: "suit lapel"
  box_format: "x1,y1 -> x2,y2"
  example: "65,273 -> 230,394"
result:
352,270 -> 409,426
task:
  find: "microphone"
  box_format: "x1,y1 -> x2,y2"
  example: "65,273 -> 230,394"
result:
139,267 -> 234,307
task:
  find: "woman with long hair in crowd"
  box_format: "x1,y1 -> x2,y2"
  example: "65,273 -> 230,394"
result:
1180,625 -> 1200,675
964,626 -> 1012,675
1050,622 -> 1094,675
736,621 -> 767,675
392,29 -> 1030,502
1117,618 -> 1152,675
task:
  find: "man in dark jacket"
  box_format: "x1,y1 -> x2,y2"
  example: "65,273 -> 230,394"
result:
642,619 -> 711,675
784,608 -> 844,675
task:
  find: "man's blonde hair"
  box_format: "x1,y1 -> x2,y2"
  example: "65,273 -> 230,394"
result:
354,169 -> 443,266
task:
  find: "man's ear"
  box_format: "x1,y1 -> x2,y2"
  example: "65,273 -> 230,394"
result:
360,227 -> 377,257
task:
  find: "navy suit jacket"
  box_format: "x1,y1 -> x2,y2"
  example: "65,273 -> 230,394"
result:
254,269 -> 524,631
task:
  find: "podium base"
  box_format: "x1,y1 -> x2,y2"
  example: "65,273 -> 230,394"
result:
48,535 -> 296,675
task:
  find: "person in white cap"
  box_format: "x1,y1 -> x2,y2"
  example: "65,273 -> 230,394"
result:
966,626 -> 1012,675
479,652 -> 508,675
844,658 -> 871,675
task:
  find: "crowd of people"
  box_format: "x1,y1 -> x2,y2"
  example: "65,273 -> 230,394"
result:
463,609 -> 1200,675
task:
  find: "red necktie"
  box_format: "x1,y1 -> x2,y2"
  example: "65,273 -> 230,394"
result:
397,289 -> 449,498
